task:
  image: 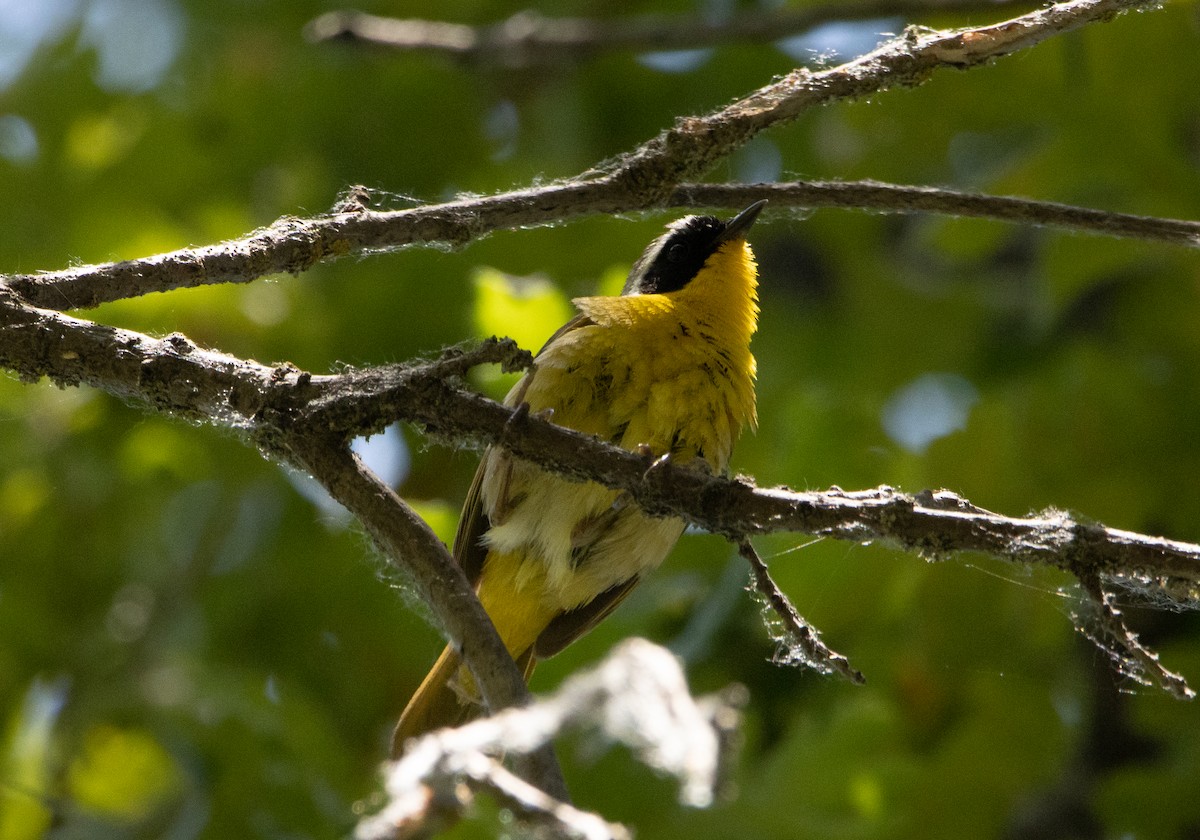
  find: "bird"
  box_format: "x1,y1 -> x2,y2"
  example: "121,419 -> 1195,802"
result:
393,200 -> 765,755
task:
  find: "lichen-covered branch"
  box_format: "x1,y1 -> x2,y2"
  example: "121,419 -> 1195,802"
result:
358,639 -> 741,840
3,0 -> 1174,312
2,182 -> 619,311
2,285 -> 1196,695
283,437 -> 570,802
0,288 -> 568,802
677,182 -> 1200,249
600,0 -> 1160,196
740,540 -> 865,684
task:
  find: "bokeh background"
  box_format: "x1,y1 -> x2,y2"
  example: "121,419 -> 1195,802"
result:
3,1 -> 1200,837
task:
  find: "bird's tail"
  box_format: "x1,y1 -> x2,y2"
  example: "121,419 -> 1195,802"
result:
391,645 -> 473,757
392,643 -> 539,758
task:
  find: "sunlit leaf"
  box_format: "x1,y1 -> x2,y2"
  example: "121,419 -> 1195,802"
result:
67,725 -> 181,821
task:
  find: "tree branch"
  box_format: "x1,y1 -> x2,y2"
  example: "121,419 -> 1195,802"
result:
284,438 -> 569,801
0,288 -> 566,802
3,0 -> 1175,312
10,177 -> 1198,312
677,182 -> 1200,248
306,0 -> 1036,67
3,284 -> 1196,696
598,0 -> 1158,195
358,639 -> 741,840
1,183 -> 621,312
740,540 -> 865,684
303,361 -> 1200,605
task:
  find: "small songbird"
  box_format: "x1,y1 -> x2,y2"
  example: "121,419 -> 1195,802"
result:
393,201 -> 765,754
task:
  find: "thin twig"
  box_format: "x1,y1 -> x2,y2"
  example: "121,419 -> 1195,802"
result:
676,182 -> 1200,248
1075,573 -> 1194,700
740,541 -> 865,683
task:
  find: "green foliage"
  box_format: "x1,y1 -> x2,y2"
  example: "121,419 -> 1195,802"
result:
3,1 -> 1200,837
470,265 -> 573,394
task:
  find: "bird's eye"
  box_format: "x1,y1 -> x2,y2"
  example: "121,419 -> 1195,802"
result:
666,243 -> 687,263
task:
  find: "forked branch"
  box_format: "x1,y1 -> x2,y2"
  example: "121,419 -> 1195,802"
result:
1,287 -> 1195,695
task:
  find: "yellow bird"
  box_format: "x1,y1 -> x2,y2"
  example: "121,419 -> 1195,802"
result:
394,200 -> 765,754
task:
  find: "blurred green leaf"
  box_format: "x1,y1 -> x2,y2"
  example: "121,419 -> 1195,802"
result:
471,265 -> 573,350
470,265 -> 573,395
67,724 -> 181,820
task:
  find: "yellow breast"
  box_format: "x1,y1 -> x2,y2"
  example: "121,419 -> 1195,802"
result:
478,237 -> 759,612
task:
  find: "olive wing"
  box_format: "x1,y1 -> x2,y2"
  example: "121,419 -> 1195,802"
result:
453,314 -> 597,584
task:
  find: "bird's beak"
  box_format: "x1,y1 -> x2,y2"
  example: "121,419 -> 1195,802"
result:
716,199 -> 767,244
